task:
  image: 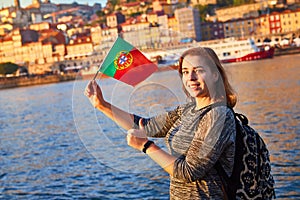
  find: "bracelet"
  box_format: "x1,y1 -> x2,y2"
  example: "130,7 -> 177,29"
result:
142,140 -> 154,154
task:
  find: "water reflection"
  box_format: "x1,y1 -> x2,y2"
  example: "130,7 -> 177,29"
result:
225,54 -> 300,198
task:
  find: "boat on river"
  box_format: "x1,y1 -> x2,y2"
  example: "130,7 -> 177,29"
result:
198,38 -> 275,63
148,38 -> 275,66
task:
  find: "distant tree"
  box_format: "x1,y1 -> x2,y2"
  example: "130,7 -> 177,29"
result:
0,62 -> 19,75
130,11 -> 143,18
194,4 -> 215,22
233,0 -> 244,6
233,0 -> 256,6
216,0 -> 233,7
108,0 -> 121,7
217,0 -> 255,7
194,4 -> 208,22
96,10 -> 106,23
246,0 -> 256,3
96,10 -> 105,17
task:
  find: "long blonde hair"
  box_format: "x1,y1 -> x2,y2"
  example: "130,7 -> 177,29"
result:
178,47 -> 237,108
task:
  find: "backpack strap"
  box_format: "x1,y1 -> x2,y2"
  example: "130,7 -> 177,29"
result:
198,102 -> 237,198
215,108 -> 248,199
235,113 -> 248,125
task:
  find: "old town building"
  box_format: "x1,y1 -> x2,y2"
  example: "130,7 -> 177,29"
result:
175,7 -> 201,41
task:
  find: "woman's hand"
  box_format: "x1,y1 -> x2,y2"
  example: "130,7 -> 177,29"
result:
127,119 -> 148,151
84,80 -> 105,109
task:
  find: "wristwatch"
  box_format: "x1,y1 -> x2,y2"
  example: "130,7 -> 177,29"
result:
142,140 -> 154,153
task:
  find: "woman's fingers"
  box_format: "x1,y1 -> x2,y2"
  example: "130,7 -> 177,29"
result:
128,129 -> 146,139
139,118 -> 144,130
91,80 -> 98,94
84,81 -> 93,97
84,80 -> 99,97
127,129 -> 148,151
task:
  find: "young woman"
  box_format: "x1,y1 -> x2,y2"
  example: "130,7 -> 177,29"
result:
84,47 -> 237,199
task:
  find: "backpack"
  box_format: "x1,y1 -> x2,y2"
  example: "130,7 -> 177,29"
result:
214,108 -> 276,199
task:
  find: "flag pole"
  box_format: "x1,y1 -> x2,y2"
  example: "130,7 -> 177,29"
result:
91,36 -> 120,81
92,69 -> 99,80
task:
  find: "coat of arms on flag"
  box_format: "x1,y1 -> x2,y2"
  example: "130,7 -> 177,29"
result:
114,51 -> 133,70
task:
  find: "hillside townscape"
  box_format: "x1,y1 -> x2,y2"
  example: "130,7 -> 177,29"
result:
0,0 -> 299,77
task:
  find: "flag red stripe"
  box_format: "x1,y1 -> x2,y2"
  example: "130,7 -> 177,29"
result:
113,48 -> 157,86
115,63 -> 158,86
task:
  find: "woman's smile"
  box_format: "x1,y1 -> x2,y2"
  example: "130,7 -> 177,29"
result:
188,82 -> 201,89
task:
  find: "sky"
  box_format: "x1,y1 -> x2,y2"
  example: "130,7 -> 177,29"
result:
1,0 -> 107,8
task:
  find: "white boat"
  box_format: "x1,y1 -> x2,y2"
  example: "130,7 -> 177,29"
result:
146,38 -> 274,67
198,38 -> 275,63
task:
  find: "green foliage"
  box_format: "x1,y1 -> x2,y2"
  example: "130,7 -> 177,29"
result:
0,62 -> 19,75
194,4 -> 215,22
233,0 -> 256,6
130,11 -> 143,18
216,0 -> 256,7
95,10 -> 107,24
194,4 -> 208,22
109,0 -> 121,7
96,10 -> 105,17
216,0 -> 233,7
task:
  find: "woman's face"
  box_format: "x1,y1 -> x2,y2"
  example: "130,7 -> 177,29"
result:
181,54 -> 218,99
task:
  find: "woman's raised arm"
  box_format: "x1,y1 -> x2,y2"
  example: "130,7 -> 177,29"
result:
84,80 -> 134,130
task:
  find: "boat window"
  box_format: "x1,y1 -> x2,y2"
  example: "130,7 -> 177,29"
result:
223,52 -> 231,57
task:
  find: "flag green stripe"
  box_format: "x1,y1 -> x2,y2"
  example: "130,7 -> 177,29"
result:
100,62 -> 116,77
100,37 -> 134,77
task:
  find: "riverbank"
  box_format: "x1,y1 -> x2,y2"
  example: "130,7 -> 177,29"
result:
274,46 -> 300,56
1,46 -> 299,89
0,73 -> 80,90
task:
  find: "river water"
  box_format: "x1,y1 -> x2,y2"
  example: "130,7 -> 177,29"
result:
0,54 -> 299,199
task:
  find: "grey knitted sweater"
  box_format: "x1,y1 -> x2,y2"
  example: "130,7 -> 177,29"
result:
134,102 -> 236,199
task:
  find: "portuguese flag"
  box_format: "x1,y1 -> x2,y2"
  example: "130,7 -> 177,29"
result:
99,37 -> 158,86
